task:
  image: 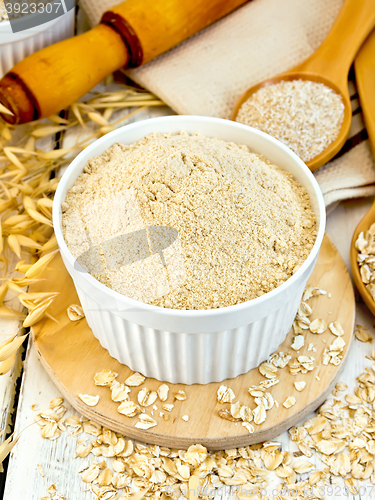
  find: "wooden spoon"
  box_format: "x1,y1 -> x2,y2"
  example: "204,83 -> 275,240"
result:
350,28 -> 375,316
232,0 -> 375,172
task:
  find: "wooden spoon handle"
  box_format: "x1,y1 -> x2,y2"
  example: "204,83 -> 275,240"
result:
298,0 -> 375,85
0,0 -> 249,124
355,29 -> 375,157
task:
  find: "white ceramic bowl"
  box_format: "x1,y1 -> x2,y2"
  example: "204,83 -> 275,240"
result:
53,116 -> 326,384
0,9 -> 75,78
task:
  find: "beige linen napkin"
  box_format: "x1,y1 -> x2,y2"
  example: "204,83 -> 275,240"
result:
80,0 -> 375,208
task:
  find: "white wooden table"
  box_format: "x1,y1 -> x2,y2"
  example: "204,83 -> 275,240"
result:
1,106 -> 375,499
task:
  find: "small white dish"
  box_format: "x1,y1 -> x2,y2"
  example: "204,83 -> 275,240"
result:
53,115 -> 326,384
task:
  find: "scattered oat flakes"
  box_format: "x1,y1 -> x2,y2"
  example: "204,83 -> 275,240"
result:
83,421 -> 101,437
241,422 -> 254,434
291,335 -> 304,351
135,414 -> 157,430
94,369 -> 118,386
78,394 -> 100,407
125,372 -> 145,386
335,381 -> 347,391
31,279 -> 375,500
117,401 -> 141,417
283,396 -> 296,409
157,384 -> 169,402
322,348 -> 330,365
253,405 -> 267,425
354,325 -> 372,342
174,390 -> 186,401
355,228 -> 375,303
259,362 -> 279,379
217,385 -> 236,403
37,342 -> 375,500
98,467 -> 113,487
157,404 -> 174,416
80,462 -> 100,483
298,301 -> 312,316
181,415 -> 189,422
218,408 -> 240,422
293,459 -> 314,474
268,351 -> 291,368
75,441 -> 93,458
345,477 -> 359,495
294,381 -> 306,392
298,355 -> 315,371
309,318 -> 326,334
230,401 -> 242,420
330,336 -> 345,351
239,405 -> 253,422
37,464 -> 44,477
303,286 -> 314,301
49,397 -> 63,409
67,304 -> 85,321
329,321 -> 344,337
137,388 -> 157,407
110,381 -> 130,402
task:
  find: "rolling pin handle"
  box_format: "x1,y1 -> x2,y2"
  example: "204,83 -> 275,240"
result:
0,73 -> 39,125
0,24 -> 129,125
0,0 -> 251,124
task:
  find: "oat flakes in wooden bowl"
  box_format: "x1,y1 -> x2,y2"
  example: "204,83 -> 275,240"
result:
53,116 -> 326,384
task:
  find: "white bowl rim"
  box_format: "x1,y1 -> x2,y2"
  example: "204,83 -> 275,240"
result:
53,115 -> 326,318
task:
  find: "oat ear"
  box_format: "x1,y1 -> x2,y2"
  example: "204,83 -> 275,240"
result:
0,103 -> 14,116
0,433 -> 20,465
0,351 -> 17,376
0,89 -> 161,334
25,250 -> 58,279
0,333 -> 28,364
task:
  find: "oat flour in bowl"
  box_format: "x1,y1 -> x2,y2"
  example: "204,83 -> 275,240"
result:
62,132 -> 317,310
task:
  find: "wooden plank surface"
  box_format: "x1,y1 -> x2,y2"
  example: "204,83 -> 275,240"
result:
2,341 -> 91,500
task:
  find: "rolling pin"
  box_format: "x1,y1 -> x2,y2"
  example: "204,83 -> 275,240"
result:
0,0 -> 249,125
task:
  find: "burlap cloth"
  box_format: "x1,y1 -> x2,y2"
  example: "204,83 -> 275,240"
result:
80,0 -> 375,208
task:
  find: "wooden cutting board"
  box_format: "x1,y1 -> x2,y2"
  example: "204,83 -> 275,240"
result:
31,234 -> 355,450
